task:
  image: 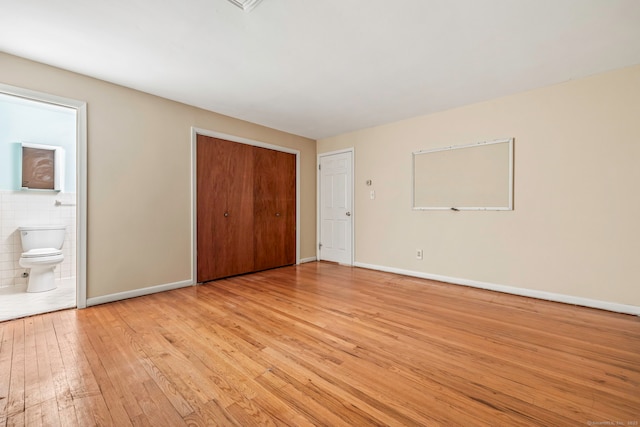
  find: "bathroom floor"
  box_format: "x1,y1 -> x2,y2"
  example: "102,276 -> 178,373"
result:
0,278 -> 76,322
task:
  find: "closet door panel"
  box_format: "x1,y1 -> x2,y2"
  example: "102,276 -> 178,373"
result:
197,136 -> 254,282
253,147 -> 296,271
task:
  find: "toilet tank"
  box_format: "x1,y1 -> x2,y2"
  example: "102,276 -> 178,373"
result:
19,225 -> 66,251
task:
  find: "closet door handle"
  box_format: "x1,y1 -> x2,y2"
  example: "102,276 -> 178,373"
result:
275,212 -> 281,217
345,211 -> 351,216
224,212 -> 229,217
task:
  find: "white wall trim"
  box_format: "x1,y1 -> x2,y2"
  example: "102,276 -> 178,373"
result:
190,127 -> 302,284
76,102 -> 87,308
300,256 -> 317,263
86,280 -> 194,307
354,262 -> 640,316
0,83 -> 88,309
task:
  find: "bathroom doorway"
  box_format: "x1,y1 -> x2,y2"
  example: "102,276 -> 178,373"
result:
0,84 -> 87,321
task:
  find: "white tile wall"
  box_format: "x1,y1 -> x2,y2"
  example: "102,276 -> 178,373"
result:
0,190 -> 76,287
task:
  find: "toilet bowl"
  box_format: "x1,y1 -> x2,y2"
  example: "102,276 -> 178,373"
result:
18,225 -> 66,293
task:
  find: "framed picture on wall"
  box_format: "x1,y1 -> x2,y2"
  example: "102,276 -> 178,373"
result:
21,142 -> 65,191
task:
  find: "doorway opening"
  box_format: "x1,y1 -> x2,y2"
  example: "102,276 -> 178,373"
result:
0,84 -> 87,321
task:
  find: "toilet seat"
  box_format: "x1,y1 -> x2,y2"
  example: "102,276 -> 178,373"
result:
21,248 -> 63,258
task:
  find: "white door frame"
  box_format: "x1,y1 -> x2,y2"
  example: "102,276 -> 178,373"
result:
0,83 -> 88,308
317,148 -> 355,265
190,127 -> 301,283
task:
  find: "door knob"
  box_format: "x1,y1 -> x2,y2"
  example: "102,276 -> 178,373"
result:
224,212 -> 229,217
275,212 -> 281,217
346,212 -> 351,216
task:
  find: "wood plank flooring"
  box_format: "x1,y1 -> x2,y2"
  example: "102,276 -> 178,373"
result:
1,262 -> 639,426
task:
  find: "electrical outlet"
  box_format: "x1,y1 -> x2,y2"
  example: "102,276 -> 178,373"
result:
416,249 -> 423,260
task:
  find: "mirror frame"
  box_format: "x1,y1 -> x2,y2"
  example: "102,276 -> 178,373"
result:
412,138 -> 513,211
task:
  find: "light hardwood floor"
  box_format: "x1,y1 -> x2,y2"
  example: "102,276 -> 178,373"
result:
1,262 -> 638,426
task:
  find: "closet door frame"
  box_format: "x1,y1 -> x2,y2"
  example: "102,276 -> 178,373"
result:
190,127 -> 301,283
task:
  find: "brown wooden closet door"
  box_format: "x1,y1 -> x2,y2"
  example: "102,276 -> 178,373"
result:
197,135 -> 254,282
253,146 -> 296,271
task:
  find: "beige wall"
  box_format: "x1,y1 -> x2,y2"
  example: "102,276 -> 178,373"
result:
0,52 -> 316,299
3,50 -> 638,308
319,65 -> 640,307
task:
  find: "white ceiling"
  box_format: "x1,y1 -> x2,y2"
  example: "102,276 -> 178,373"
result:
1,0 -> 639,140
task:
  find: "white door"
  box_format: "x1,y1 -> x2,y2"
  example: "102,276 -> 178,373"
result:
319,151 -> 353,264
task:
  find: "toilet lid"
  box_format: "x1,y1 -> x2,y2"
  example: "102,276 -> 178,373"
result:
21,248 -> 63,258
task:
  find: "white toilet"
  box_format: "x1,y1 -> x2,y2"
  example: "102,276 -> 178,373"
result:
19,225 -> 66,293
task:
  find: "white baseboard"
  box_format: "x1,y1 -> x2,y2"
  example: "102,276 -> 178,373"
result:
86,279 -> 194,307
354,262 -> 640,316
85,259 -> 319,307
